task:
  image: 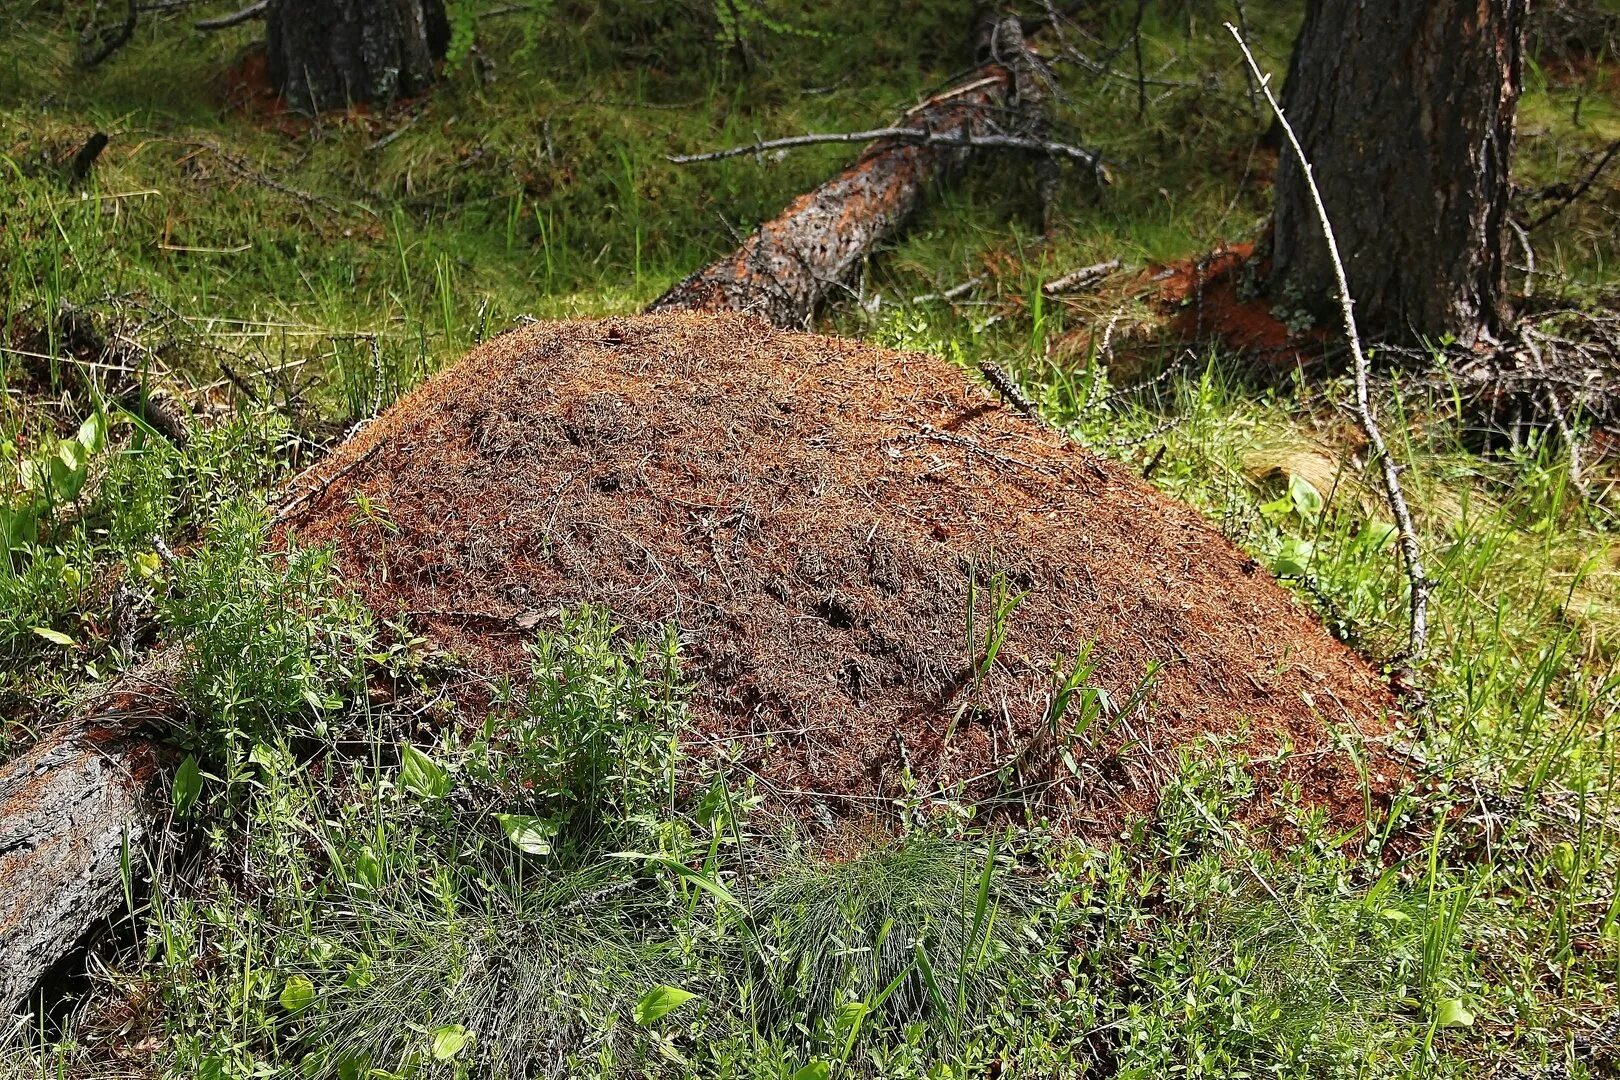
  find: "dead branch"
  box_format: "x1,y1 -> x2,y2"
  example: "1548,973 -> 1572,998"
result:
912,274 -> 988,305
0,655 -> 181,1015
58,301 -> 192,445
78,0 -> 138,68
1525,137 -> 1620,230
1229,23 -> 1433,664
980,361 -> 1042,419
669,126 -> 1105,170
67,133 -> 111,185
652,17 -> 1086,328
193,0 -> 268,30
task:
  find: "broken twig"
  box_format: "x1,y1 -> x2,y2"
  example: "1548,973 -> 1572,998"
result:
1043,259 -> 1121,296
193,0 -> 268,30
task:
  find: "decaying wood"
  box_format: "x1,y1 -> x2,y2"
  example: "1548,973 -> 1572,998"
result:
649,19 -> 1076,328
0,730 -> 156,1013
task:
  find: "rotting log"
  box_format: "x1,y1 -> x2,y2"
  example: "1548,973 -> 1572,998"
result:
649,19 -> 1051,328
0,730 -> 157,1013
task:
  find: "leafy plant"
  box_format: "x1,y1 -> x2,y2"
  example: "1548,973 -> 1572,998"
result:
160,501 -> 373,754
471,607 -> 683,841
0,410 -> 104,555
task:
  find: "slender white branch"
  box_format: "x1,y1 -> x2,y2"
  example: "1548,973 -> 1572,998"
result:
670,127 -> 1106,171
193,0 -> 267,30
1225,23 -> 1432,664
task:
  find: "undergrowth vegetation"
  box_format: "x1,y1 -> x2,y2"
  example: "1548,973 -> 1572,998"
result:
3,0 -> 1619,1077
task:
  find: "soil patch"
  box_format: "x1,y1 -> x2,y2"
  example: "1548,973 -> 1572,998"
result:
1153,243 -> 1330,367
285,313 -> 1397,832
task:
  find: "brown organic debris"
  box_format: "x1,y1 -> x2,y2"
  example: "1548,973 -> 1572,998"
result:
284,313 -> 1399,832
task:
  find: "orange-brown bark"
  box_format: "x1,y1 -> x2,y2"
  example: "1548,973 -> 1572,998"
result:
648,68 -> 1015,328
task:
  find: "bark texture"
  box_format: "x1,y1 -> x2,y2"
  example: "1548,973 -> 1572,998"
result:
1271,0 -> 1526,346
650,20 -> 1046,328
0,732 -> 155,1013
266,0 -> 450,114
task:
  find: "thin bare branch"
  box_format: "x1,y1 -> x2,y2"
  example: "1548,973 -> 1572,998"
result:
1043,259 -> 1121,295
670,127 -> 1106,172
193,0 -> 268,30
1227,23 -> 1432,664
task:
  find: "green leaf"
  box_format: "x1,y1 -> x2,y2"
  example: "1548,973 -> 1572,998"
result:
611,852 -> 740,908
1287,473 -> 1324,522
76,411 -> 105,454
51,439 -> 88,502
1435,997 -> 1475,1028
0,505 -> 40,551
1272,537 -> 1316,578
352,847 -> 383,891
791,1064 -> 831,1080
633,984 -> 698,1026
835,1000 -> 869,1032
172,755 -> 203,817
495,813 -> 556,855
429,1024 -> 469,1060
279,975 -> 316,1014
31,626 -> 75,647
1362,520 -> 1398,549
399,744 -> 449,799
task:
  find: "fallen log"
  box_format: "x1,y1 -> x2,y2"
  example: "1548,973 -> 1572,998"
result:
0,729 -> 159,1012
649,18 -> 1062,328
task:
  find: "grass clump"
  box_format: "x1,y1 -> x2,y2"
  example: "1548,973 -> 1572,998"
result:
735,824 -> 1025,1042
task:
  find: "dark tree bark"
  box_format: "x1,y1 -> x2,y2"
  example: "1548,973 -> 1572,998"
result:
0,732 -> 156,1013
266,0 -> 450,115
650,19 -> 1048,328
1271,0 -> 1527,347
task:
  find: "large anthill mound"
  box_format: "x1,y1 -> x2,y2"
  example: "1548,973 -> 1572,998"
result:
286,313 -> 1397,829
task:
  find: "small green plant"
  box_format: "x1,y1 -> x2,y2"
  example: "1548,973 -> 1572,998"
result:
160,501 -> 373,755
471,607 -> 684,843
0,409 -> 104,555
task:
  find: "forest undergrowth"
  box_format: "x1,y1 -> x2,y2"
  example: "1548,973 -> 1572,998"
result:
2,1 -> 1619,1077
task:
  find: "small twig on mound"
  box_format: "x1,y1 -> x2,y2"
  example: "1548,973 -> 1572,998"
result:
1043,259 -> 1121,296
1228,24 -> 1432,665
669,126 -> 1108,172
979,361 -> 1042,419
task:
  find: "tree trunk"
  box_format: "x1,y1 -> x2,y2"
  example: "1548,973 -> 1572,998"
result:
1270,0 -> 1526,347
0,731 -> 157,1014
649,19 -> 1044,328
266,0 -> 450,115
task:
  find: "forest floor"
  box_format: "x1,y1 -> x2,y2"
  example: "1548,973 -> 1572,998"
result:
2,1 -> 1620,1078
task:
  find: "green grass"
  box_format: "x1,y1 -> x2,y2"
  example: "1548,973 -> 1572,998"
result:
2,0 -> 1620,1077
